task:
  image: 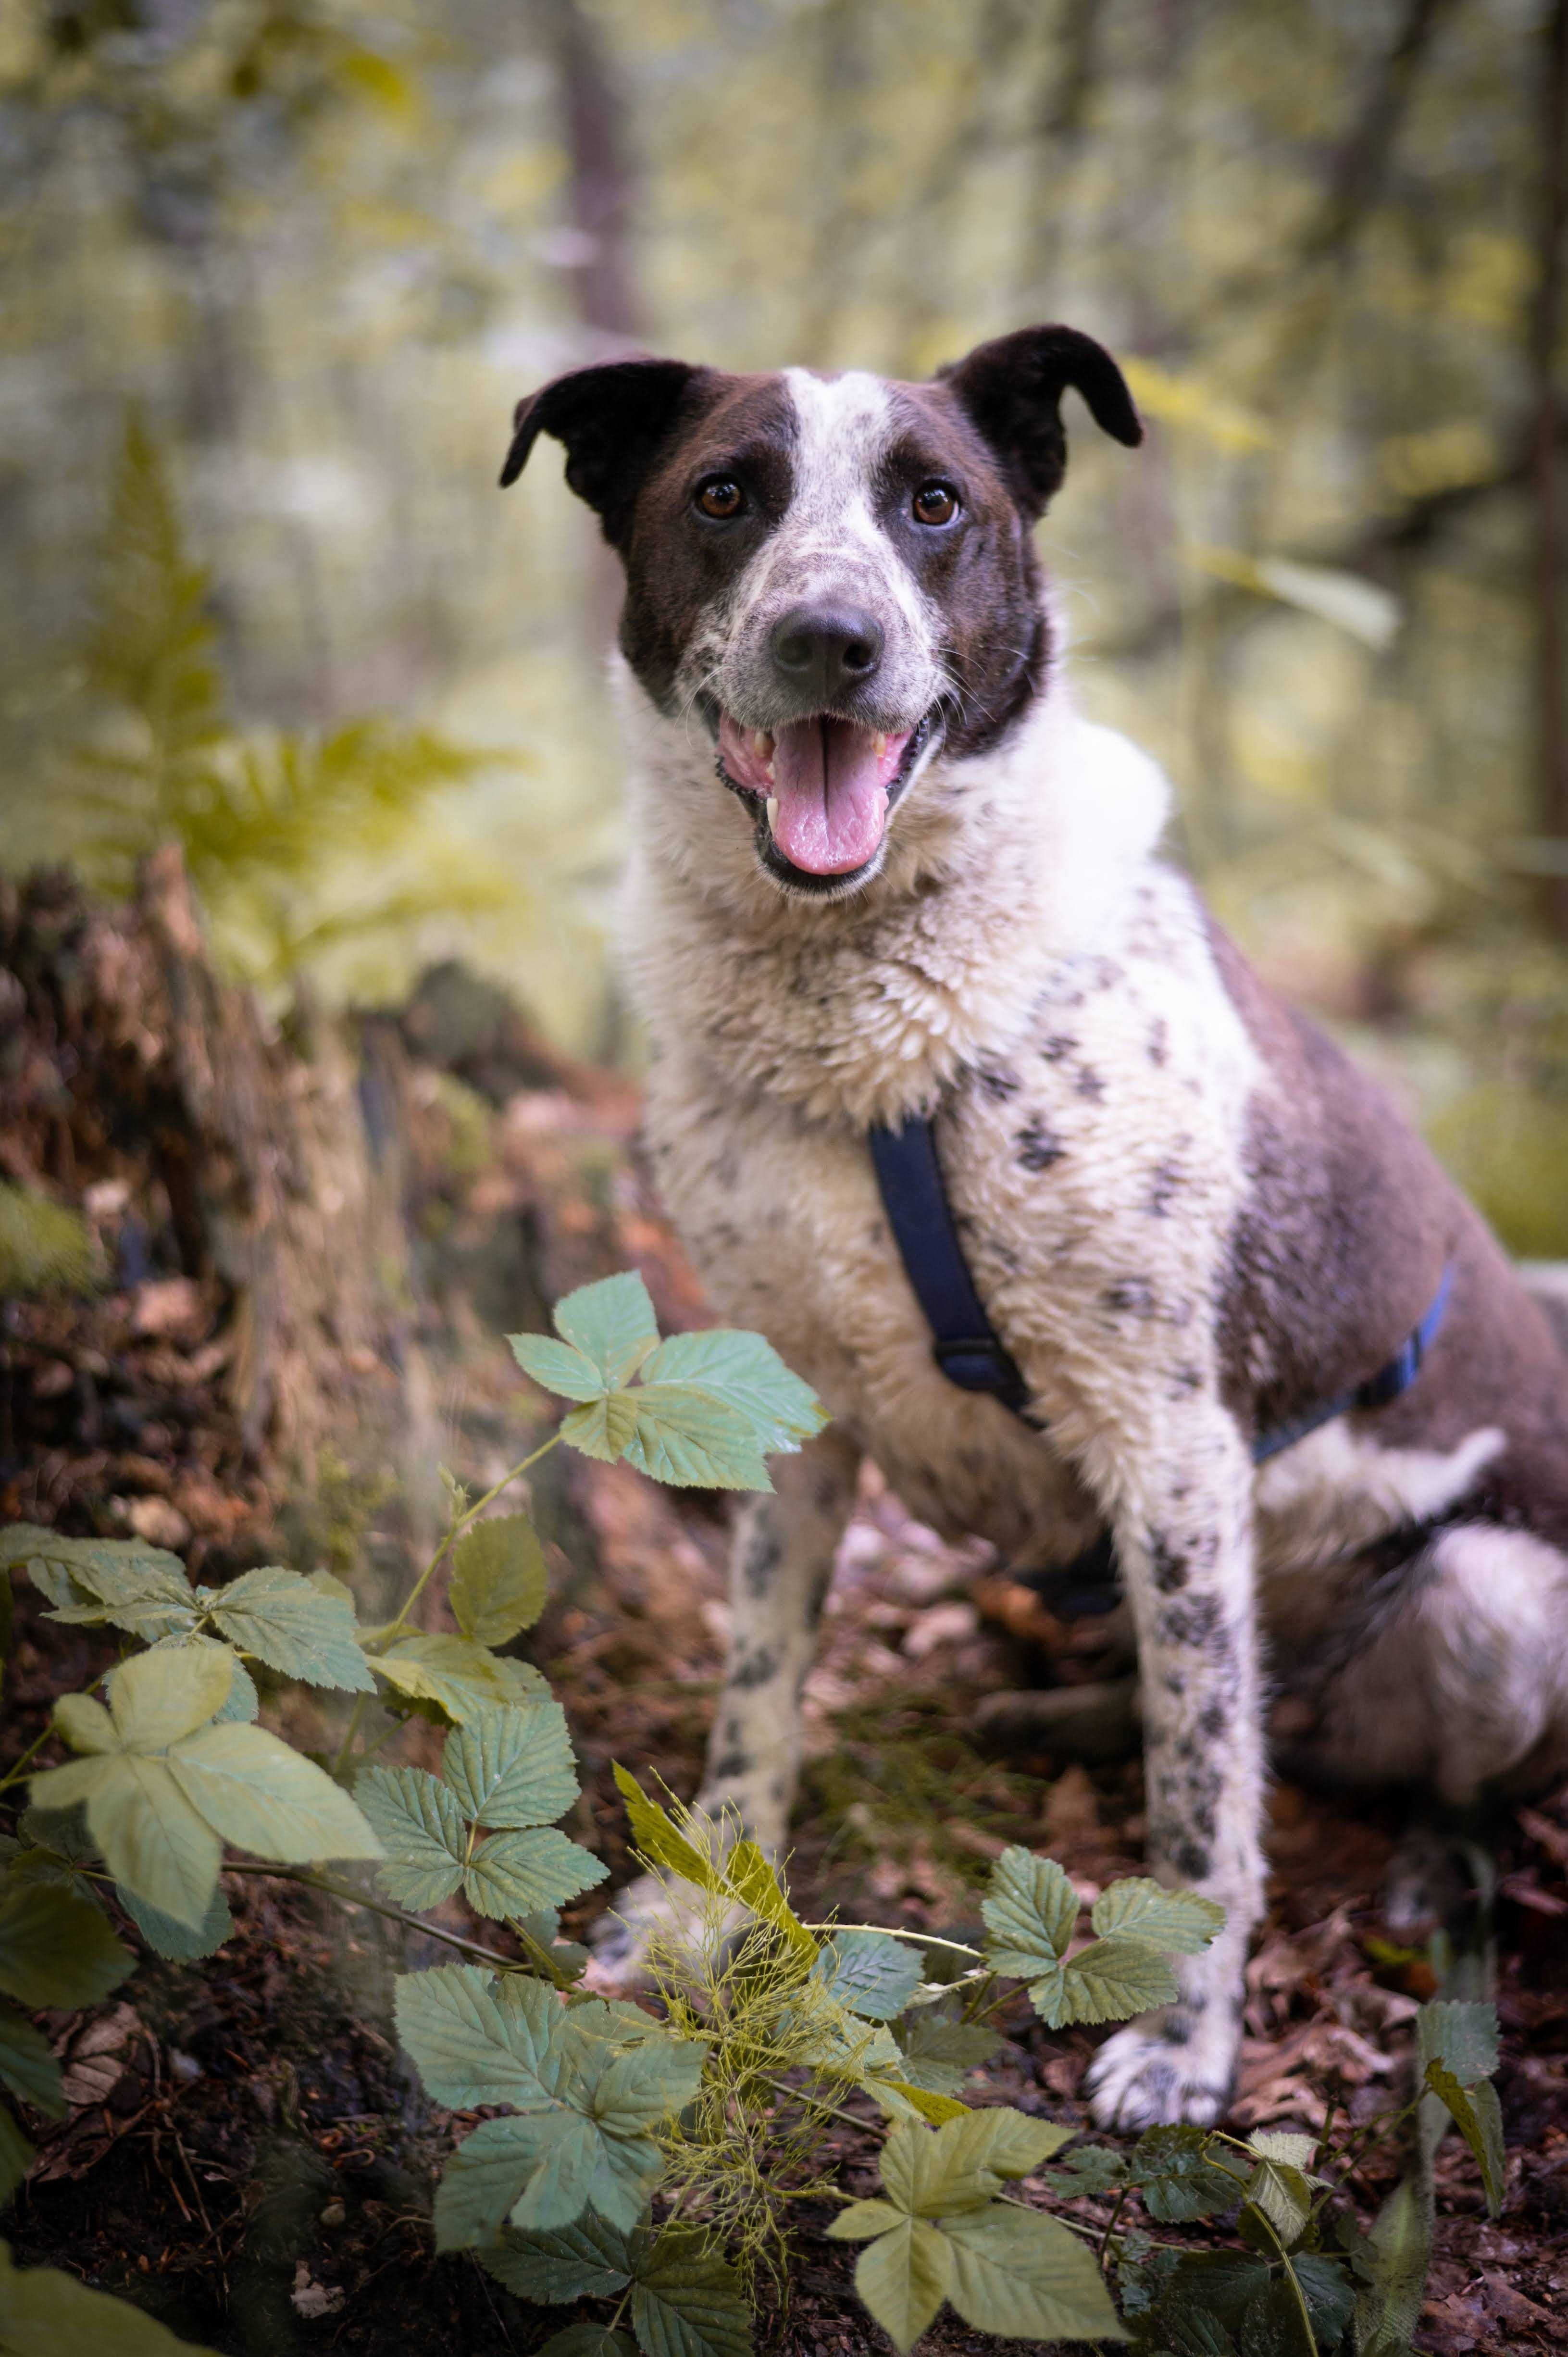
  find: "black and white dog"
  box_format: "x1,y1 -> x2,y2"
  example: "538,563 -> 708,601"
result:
500,328 -> 1568,2128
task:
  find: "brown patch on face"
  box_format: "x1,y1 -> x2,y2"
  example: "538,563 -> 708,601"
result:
1208,916 -> 1568,1543
618,374 -> 799,716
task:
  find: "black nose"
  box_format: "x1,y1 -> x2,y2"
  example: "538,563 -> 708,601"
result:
768,604 -> 885,701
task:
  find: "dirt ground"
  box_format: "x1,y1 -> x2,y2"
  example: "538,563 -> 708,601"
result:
2,892 -> 1567,2355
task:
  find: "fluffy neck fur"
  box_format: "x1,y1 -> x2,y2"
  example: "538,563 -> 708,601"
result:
618,649 -> 1172,1130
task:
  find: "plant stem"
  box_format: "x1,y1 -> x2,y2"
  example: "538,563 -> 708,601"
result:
801,1921 -> 984,1965
1243,2200 -> 1319,2357
0,1724 -> 53,1795
221,1861 -> 576,1987
1097,2184 -> 1130,2268
761,2073 -> 877,2137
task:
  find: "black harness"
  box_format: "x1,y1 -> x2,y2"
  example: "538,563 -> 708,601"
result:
868,1110 -> 1454,1614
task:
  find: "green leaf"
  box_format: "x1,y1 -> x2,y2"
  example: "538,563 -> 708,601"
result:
616,1384 -> 775,1491
535,2329 -> 635,2357
1041,1936 -> 1178,2029
105,1643 -> 235,1750
61,1756 -> 222,1930
880,2109 -> 1073,2217
1131,2125 -> 1243,2223
117,1880 -> 233,1963
4,1529 -> 197,1644
204,1565 -> 375,1691
943,2203 -> 1128,2344
894,2007 -> 1001,2096
982,1846 -> 1080,1975
0,2007 -> 64,2119
443,1700 -> 579,1828
0,2109 -> 33,2208
1237,2271 -> 1314,2357
637,1329 -> 827,1451
0,2238 -> 224,2349
1041,2143 -> 1128,2198
476,2207 -> 639,2301
509,1333 -> 609,1403
1352,2170 -> 1433,2357
612,1767 -> 724,1895
1417,1999 -> 1498,2089
435,2109 -> 651,2245
582,2032 -> 708,2140
723,1841 -> 815,1956
1243,2158 -> 1314,2250
164,1723 -> 382,1864
356,1767 -> 466,1908
630,2226 -> 753,2357
854,2215 -> 954,2354
1091,1876 -> 1225,1954
371,1632 -> 521,1722
464,1827 -> 609,1918
817,1930 -> 921,2019
878,2080 -> 971,2125
1292,2252 -> 1356,2345
0,1877 -> 133,2008
826,2199 -> 907,2241
394,1965 -> 565,2111
1424,2063 -> 1505,2215
554,1272 -> 661,1388
449,1516 -> 548,1646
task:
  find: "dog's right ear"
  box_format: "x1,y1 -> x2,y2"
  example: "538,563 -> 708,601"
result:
938,325 -> 1141,520
499,355 -> 709,549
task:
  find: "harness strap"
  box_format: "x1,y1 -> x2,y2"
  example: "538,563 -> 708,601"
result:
869,1111 -> 1454,1470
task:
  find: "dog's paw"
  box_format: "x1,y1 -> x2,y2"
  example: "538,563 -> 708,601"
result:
1085,2018 -> 1235,2130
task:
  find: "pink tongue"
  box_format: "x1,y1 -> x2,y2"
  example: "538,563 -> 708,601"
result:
771,719 -> 906,875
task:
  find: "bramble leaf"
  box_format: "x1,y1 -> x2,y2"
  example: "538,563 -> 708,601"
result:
1242,2145 -> 1315,2248
202,1566 -> 375,1691
463,1826 -> 608,1918
4,1528 -> 197,1643
1351,2171 -> 1433,2357
881,2110 -> 1072,2216
449,1517 -> 548,1647
943,2203 -> 1126,2345
371,1632 -> 521,1722
817,1930 -> 921,2020
982,1846 -> 1079,1974
394,1965 -> 564,2111
56,1757 -> 222,1930
509,1333 -> 609,1402
535,2328 -> 635,2357
1130,2124 -> 1242,2223
554,1272 -> 661,1388
894,2008 -> 1002,2097
0,1876 -> 133,2008
852,2215 -> 953,2354
1041,2142 -> 1128,2198
476,2207 -> 640,2301
615,1384 -> 774,1491
1046,1936 -> 1180,2028
1424,2063 -> 1505,2215
104,1643 -> 235,1750
443,1701 -> 578,1828
560,1391 -> 642,1462
638,1329 -> 828,1451
164,1722 -> 382,1864
630,2225 -> 753,2357
1417,1999 -> 1498,2089
117,1880 -> 233,1963
357,1767 -> 466,1908
0,2005 -> 64,2119
1091,1877 -> 1225,1955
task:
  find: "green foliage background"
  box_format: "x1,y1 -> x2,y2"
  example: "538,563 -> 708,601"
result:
0,0 -> 1564,1240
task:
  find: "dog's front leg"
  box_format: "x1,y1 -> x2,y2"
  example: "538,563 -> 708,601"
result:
590,1426 -> 859,1977
1085,1421 -> 1265,2129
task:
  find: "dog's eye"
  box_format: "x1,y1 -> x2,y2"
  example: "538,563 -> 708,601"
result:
912,481 -> 959,526
696,477 -> 745,520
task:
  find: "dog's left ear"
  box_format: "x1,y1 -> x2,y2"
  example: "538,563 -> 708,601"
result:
939,325 -> 1141,520
500,354 -> 709,548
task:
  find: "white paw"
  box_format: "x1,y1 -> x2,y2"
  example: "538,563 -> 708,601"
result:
1085,2018 -> 1236,2131
585,1871 -> 723,1987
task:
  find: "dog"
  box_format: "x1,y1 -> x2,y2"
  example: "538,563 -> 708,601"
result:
499,326 -> 1568,2128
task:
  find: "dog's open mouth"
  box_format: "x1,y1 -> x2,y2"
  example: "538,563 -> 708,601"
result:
715,710 -> 929,884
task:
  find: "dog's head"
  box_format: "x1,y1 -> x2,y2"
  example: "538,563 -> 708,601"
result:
501,328 -> 1141,899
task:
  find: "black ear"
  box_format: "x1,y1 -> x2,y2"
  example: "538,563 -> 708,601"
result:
499,354 -> 709,547
938,325 -> 1141,520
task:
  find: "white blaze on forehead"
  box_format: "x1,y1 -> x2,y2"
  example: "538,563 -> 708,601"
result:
738,367 -> 933,644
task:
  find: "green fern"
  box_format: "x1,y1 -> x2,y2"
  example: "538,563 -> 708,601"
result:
0,1184 -> 99,1299
59,412 -> 512,983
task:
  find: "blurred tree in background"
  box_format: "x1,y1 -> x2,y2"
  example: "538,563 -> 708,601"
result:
0,0 -> 1565,1245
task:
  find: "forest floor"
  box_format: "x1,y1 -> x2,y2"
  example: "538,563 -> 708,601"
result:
2,915 -> 1568,2356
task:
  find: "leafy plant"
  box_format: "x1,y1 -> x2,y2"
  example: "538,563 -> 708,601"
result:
0,1271 -> 1506,2354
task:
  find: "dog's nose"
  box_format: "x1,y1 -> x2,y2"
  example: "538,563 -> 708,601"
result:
768,605 -> 885,701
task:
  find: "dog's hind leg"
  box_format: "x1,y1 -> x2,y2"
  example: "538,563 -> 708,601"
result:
1084,1416 -> 1267,2130
589,1426 -> 860,1977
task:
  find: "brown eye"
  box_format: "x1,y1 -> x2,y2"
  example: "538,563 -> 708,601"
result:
912,481 -> 958,526
696,477 -> 745,519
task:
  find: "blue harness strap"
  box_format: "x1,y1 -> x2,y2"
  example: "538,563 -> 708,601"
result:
869,1111 -> 1454,1472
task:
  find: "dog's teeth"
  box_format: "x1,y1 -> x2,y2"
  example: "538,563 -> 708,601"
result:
765,796 -> 779,836
873,733 -> 888,758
